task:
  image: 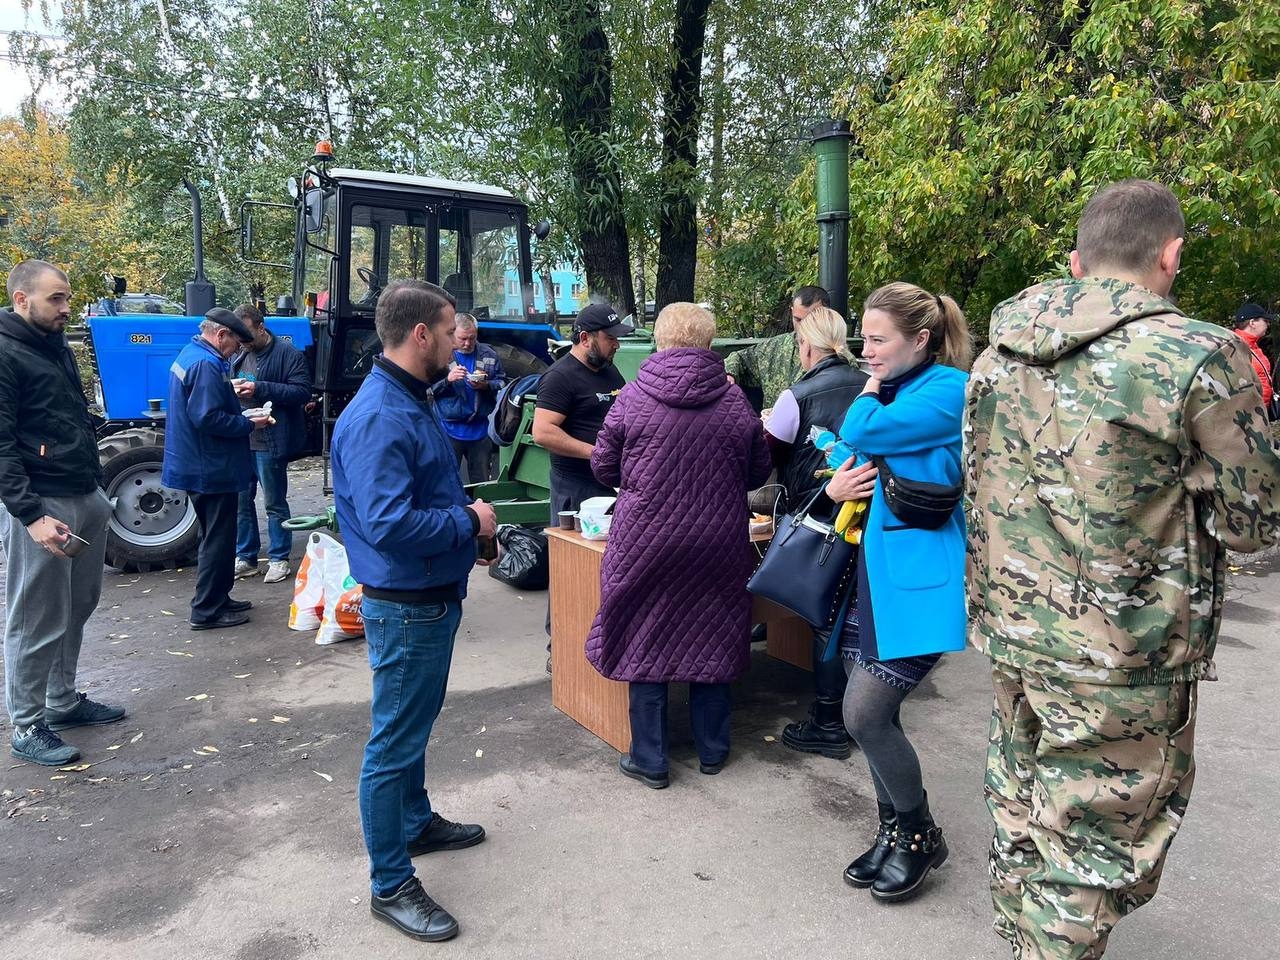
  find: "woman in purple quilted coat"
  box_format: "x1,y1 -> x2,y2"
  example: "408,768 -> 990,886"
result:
587,302 -> 772,789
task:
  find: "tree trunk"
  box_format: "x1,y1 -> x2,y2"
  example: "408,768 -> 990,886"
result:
655,0 -> 712,311
553,0 -> 635,317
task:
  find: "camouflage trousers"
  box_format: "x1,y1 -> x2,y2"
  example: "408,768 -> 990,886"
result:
985,663 -> 1197,959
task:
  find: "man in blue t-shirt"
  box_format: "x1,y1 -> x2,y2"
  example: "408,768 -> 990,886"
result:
430,313 -> 507,483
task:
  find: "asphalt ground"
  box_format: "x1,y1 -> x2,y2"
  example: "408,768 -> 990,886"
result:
1,460 -> 1277,959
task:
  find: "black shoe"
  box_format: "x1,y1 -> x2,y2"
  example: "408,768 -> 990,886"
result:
407,813 -> 486,857
618,754 -> 669,789
871,793 -> 948,903
782,699 -> 853,759
370,877 -> 459,942
190,611 -> 250,631
222,598 -> 253,613
844,802 -> 897,888
699,756 -> 727,776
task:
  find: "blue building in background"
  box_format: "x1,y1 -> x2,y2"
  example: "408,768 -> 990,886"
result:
502,264 -> 586,317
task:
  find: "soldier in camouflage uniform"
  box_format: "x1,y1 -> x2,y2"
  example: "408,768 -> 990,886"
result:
965,179 -> 1280,959
723,285 -> 829,408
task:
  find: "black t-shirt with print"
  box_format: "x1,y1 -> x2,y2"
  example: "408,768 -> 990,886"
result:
535,352 -> 625,480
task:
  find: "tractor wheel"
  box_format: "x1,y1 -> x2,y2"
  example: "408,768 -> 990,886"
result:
490,343 -> 548,381
98,429 -> 200,572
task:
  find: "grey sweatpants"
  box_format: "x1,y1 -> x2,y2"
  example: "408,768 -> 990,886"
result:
1,490 -> 111,729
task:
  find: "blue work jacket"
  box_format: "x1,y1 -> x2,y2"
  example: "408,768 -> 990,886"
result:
161,336 -> 254,494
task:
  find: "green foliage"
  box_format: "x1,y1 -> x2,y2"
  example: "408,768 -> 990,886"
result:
827,0 -> 1280,337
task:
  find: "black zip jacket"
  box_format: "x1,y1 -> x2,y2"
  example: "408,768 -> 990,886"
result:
0,308 -> 103,525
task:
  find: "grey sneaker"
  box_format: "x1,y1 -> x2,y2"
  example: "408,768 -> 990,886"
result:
45,692 -> 127,731
264,559 -> 292,584
11,721 -> 81,766
234,558 -> 260,578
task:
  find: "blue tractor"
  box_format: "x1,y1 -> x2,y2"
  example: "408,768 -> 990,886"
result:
88,144 -> 563,570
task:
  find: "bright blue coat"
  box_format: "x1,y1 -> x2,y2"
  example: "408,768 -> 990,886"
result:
839,363 -> 968,659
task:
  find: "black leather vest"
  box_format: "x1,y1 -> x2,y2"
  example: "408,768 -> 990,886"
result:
780,355 -> 868,505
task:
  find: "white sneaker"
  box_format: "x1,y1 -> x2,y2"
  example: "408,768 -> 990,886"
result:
264,560 -> 292,584
234,558 -> 260,579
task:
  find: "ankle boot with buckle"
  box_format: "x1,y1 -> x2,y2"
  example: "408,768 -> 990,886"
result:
870,792 -> 948,903
781,698 -> 852,759
844,802 -> 897,888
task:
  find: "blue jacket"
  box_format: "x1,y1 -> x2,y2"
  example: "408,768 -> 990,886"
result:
231,331 -> 312,460
840,363 -> 968,659
430,342 -> 507,442
332,359 -> 477,593
162,336 -> 254,494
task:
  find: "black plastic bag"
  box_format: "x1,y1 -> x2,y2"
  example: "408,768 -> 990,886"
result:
488,524 -> 549,590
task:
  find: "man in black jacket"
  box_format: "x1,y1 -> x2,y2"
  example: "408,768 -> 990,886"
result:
230,305 -> 311,584
0,260 -> 124,766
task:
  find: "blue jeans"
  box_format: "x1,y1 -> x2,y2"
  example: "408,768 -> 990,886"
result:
236,452 -> 292,562
359,595 -> 462,896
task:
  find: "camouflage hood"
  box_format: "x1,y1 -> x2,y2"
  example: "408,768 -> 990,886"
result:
988,277 -> 1183,364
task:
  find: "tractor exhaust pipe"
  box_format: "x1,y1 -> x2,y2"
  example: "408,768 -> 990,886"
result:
182,178 -> 216,316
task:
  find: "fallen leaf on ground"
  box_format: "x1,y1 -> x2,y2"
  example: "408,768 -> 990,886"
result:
161,610 -> 176,616
106,745 -> 121,751
167,650 -> 194,658
201,745 -> 220,753
140,774 -> 153,782
233,673 -> 251,679
475,749 -> 483,758
763,735 -> 776,742
479,725 -> 486,733
185,693 -> 209,701
270,715 -> 290,724
58,763 -> 92,772
130,732 -> 143,744
314,771 -> 333,782
247,718 -> 259,723
141,588 -> 152,594
49,775 -> 67,780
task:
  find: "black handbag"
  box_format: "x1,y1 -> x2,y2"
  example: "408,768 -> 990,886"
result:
747,487 -> 857,627
872,455 -> 962,530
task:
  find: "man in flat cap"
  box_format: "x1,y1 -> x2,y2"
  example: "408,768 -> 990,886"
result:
163,308 -> 273,630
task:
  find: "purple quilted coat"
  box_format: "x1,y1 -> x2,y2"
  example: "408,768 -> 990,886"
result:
585,348 -> 772,683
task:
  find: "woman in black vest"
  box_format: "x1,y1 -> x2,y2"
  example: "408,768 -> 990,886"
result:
763,307 -> 867,758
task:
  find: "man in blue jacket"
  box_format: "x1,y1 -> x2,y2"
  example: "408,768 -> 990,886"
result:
162,308 -> 271,630
332,279 -> 497,943
430,313 -> 507,483
229,304 -> 312,583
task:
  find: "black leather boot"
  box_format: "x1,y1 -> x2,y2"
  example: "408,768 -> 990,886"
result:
870,793 -> 948,902
781,698 -> 852,759
844,802 -> 897,888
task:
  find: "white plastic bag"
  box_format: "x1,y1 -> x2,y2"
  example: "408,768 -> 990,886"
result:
288,532 -> 332,631
315,538 -> 364,644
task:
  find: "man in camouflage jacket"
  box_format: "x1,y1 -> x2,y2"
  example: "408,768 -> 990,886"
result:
724,285 -> 830,408
965,180 -> 1280,959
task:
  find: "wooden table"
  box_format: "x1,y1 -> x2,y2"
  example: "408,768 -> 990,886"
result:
546,526 -> 812,752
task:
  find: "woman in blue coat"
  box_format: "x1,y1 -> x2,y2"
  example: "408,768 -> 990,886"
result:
818,281 -> 970,903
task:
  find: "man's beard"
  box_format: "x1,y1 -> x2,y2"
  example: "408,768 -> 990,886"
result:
29,312 -> 67,335
585,344 -> 612,370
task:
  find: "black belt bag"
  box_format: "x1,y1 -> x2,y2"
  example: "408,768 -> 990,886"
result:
872,456 -> 962,530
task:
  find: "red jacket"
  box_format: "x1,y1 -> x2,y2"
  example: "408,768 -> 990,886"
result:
1234,328 -> 1274,407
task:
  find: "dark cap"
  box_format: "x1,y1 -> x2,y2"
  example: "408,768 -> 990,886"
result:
573,302 -> 634,338
1235,303 -> 1274,324
205,307 -> 255,343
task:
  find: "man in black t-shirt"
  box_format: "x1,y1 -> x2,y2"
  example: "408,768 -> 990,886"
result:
533,302 -> 632,514
533,302 -> 632,657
